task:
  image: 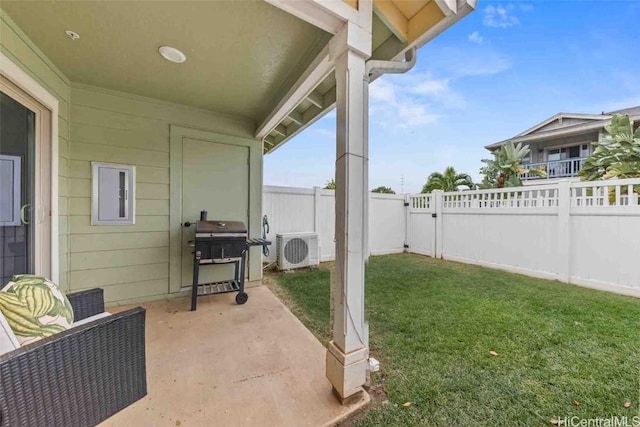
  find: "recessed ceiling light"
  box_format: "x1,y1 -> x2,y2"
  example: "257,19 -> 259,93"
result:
65,30 -> 80,40
158,46 -> 186,64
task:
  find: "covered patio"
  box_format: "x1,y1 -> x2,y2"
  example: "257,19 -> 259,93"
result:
0,0 -> 476,424
101,286 -> 368,426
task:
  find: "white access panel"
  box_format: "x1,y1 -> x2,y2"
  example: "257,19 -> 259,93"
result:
91,162 -> 136,225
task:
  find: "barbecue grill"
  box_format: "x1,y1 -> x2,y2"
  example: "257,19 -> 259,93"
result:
185,211 -> 270,311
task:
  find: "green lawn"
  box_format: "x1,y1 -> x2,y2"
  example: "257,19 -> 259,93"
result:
269,254 -> 640,427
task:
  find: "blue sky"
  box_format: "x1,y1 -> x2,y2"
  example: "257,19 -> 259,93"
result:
264,1 -> 640,193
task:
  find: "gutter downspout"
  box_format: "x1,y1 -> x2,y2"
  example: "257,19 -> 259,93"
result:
365,47 -> 417,81
360,47 -> 417,269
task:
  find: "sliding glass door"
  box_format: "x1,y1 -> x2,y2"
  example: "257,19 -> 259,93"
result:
0,91 -> 36,284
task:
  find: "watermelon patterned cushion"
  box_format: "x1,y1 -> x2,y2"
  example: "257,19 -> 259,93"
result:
0,275 -> 74,346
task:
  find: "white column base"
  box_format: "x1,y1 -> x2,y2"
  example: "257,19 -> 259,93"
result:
326,341 -> 368,401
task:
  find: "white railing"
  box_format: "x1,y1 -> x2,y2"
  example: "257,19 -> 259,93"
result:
442,185 -> 558,209
570,179 -> 640,207
409,194 -> 432,210
520,157 -> 587,180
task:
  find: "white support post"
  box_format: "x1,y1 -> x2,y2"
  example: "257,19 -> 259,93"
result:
313,186 -> 322,260
313,186 -> 322,233
404,194 -> 411,251
556,180 -> 571,282
433,190 -> 444,258
326,33 -> 371,403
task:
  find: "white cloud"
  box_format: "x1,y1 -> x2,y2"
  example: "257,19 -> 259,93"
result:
366,44 -> 511,130
312,128 -> 334,138
519,3 -> 534,12
397,101 -> 439,128
369,78 -> 396,103
412,75 -> 467,110
414,77 -> 449,96
435,47 -> 512,78
483,5 -> 519,28
468,31 -> 484,44
370,78 -> 440,128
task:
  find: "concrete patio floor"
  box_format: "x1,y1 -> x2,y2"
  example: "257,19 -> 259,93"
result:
99,286 -> 369,427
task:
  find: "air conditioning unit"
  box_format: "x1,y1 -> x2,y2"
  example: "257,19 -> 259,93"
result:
276,232 -> 320,270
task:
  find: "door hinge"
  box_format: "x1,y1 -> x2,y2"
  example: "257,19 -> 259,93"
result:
431,213 -> 437,218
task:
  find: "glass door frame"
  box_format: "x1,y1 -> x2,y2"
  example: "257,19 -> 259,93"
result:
1,53 -> 58,283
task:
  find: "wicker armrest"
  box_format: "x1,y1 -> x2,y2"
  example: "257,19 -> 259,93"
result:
0,307 -> 146,427
67,288 -> 105,321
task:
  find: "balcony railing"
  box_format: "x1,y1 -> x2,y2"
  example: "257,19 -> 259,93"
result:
520,157 -> 587,180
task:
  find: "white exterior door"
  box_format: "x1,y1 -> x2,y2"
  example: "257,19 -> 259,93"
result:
180,138 -> 249,288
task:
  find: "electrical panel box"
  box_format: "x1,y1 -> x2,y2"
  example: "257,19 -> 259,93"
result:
91,162 -> 136,225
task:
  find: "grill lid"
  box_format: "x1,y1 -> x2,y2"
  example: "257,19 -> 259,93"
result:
195,220 -> 246,235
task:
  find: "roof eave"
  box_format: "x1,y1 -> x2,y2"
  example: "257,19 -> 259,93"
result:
484,114 -> 640,150
260,0 -> 477,154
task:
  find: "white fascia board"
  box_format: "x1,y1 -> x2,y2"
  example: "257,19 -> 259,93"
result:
255,43 -> 334,140
434,0 -> 458,16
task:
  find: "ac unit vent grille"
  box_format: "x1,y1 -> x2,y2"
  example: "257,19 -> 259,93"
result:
284,238 -> 309,265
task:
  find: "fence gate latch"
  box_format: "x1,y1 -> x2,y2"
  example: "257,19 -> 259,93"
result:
403,243 -> 409,248
404,202 -> 410,207
431,213 -> 437,218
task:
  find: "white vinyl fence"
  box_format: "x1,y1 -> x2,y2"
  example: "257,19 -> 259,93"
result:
263,179 -> 640,298
263,186 -> 406,263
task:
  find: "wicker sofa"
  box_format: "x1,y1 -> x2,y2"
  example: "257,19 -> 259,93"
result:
0,288 -> 146,426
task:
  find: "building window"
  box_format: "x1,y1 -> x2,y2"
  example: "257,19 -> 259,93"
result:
547,148 -> 564,161
581,144 -> 590,157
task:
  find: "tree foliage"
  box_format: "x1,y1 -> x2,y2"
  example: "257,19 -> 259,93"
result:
479,142 -> 545,188
579,115 -> 640,181
422,166 -> 474,193
324,179 -> 336,190
371,186 -> 396,194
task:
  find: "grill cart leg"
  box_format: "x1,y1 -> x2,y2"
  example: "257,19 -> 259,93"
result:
191,250 -> 201,311
235,250 -> 248,305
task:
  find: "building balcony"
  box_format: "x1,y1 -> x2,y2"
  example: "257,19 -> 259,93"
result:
520,157 -> 588,180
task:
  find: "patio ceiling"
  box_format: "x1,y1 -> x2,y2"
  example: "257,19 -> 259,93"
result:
0,0 -> 330,122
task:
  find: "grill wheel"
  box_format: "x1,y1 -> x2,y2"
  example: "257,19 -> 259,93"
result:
235,292 -> 248,305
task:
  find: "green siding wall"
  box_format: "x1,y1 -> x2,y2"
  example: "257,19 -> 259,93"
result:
0,10 -> 71,291
69,84 -> 260,303
1,11 -> 263,304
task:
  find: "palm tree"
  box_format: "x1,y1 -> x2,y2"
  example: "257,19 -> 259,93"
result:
324,179 -> 336,190
371,186 -> 395,194
479,142 -> 545,188
422,166 -> 474,193
579,114 -> 640,181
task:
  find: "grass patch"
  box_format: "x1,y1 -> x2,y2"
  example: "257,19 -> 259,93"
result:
270,253 -> 640,426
